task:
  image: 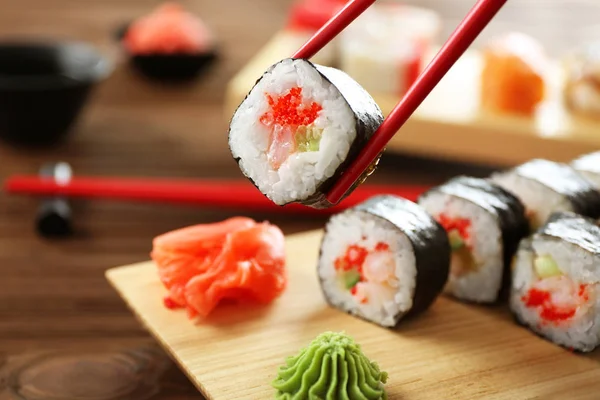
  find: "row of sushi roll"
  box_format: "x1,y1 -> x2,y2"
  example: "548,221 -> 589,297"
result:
147,153 -> 600,395
316,151 -> 600,352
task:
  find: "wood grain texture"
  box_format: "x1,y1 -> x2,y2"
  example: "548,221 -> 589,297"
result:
107,230 -> 600,400
225,32 -> 600,168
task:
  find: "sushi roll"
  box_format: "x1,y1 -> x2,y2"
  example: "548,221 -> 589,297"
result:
511,211 -> 600,352
571,151 -> 600,190
480,32 -> 547,116
317,195 -> 450,327
490,159 -> 600,230
418,176 -> 529,303
229,58 -> 384,208
563,41 -> 600,120
339,3 -> 440,96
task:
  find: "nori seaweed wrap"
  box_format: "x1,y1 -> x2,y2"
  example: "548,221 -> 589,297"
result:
228,58 -> 383,209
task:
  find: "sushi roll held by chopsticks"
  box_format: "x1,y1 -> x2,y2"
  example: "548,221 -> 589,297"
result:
511,211 -> 600,352
228,58 -> 383,208
317,195 -> 450,328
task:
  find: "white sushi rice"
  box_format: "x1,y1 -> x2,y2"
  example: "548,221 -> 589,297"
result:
229,58 -> 357,205
511,237 -> 600,352
418,192 -> 503,302
572,152 -> 600,190
490,172 -> 575,226
318,210 -> 417,327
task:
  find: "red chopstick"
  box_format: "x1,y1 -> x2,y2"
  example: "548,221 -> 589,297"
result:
323,0 -> 508,205
4,175 -> 430,215
293,0 -> 376,59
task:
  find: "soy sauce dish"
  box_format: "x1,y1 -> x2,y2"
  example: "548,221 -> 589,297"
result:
0,40 -> 112,147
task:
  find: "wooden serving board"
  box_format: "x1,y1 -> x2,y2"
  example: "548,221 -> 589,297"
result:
224,32 -> 600,168
106,230 -> 600,400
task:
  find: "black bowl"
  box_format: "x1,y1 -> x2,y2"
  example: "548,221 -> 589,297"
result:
128,52 -> 217,81
117,22 -> 217,82
0,40 -> 112,147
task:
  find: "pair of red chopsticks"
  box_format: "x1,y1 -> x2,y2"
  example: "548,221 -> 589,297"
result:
294,0 -> 508,205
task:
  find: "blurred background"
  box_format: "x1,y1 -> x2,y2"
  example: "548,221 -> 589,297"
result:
1,0 -> 600,398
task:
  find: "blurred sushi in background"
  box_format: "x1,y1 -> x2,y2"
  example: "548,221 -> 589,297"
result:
490,159 -> 600,231
572,151 -> 600,190
339,2 -> 441,97
480,32 -> 548,117
511,211 -> 600,352
121,2 -> 217,81
281,0 -> 349,66
563,41 -> 600,120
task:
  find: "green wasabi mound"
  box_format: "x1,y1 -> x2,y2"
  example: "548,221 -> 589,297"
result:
272,331 -> 388,400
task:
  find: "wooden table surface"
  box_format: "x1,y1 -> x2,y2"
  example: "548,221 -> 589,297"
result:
0,0 -> 597,398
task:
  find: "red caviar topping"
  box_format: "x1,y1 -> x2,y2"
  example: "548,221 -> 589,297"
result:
522,288 -> 549,307
438,214 -> 472,240
375,242 -> 390,251
346,245 -> 369,270
522,285 -> 589,324
334,241 -> 392,304
578,284 -> 589,301
334,245 -> 368,272
260,87 -> 322,128
540,307 -> 576,322
334,257 -> 349,271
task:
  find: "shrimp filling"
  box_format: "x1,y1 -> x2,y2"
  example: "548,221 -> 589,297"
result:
333,242 -> 399,305
437,214 -> 477,277
522,254 -> 592,325
259,86 -> 324,170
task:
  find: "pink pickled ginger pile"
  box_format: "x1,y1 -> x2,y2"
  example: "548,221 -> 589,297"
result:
151,217 -> 287,319
124,3 -> 213,55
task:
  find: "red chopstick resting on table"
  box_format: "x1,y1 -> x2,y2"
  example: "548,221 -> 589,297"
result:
3,175 -> 430,215
323,0 -> 508,205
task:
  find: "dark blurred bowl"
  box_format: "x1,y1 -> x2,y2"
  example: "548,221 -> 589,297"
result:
116,22 -> 217,82
128,52 -> 217,81
0,40 -> 112,147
